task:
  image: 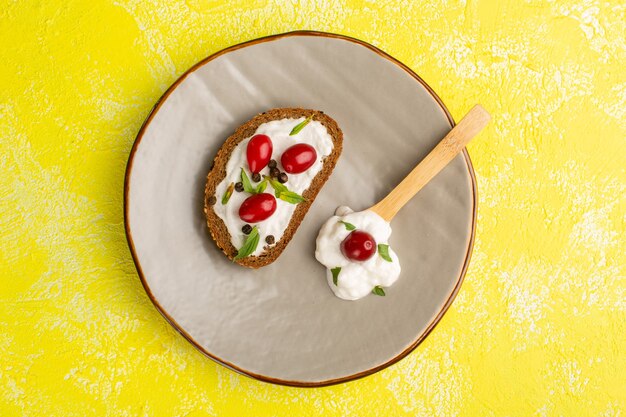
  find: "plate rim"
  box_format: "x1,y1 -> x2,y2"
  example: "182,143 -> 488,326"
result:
124,30 -> 478,387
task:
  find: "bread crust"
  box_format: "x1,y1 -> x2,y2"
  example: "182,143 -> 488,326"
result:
204,108 -> 343,268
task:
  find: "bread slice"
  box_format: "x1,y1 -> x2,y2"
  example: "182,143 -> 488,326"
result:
204,108 -> 343,268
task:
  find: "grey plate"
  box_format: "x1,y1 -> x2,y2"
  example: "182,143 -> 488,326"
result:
125,31 -> 476,386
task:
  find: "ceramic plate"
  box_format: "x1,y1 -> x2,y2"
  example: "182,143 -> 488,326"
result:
125,31 -> 476,386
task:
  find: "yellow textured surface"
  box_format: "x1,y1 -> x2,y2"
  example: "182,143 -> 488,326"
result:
1,0 -> 625,415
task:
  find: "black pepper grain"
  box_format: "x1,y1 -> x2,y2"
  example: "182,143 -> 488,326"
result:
242,224 -> 252,235
234,182 -> 244,192
251,172 -> 261,182
269,167 -> 280,178
268,159 -> 277,169
265,235 -> 275,245
207,195 -> 217,205
278,172 -> 288,183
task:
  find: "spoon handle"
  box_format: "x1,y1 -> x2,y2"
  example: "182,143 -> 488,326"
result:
370,104 -> 490,222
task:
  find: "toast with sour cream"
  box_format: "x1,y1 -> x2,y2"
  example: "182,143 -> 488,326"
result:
204,108 -> 343,268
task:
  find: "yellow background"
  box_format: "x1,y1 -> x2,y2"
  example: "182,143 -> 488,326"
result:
1,0 -> 625,415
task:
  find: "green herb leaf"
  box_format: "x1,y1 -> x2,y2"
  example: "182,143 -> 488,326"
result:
331,267 -> 341,286
221,182 -> 234,204
372,286 -> 386,296
339,220 -> 356,231
279,191 -> 306,204
233,226 -> 259,260
255,178 -> 268,194
377,244 -> 392,262
289,116 -> 312,136
240,168 -> 255,193
265,176 -> 288,197
264,176 -> 305,204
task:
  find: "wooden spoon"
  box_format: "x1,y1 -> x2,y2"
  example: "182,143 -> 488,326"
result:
369,104 -> 491,222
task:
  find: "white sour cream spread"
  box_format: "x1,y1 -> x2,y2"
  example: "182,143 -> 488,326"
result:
213,118 -> 334,256
315,206 -> 402,300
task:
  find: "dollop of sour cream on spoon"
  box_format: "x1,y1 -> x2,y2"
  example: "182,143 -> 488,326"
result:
315,206 -> 401,300
314,105 -> 491,300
